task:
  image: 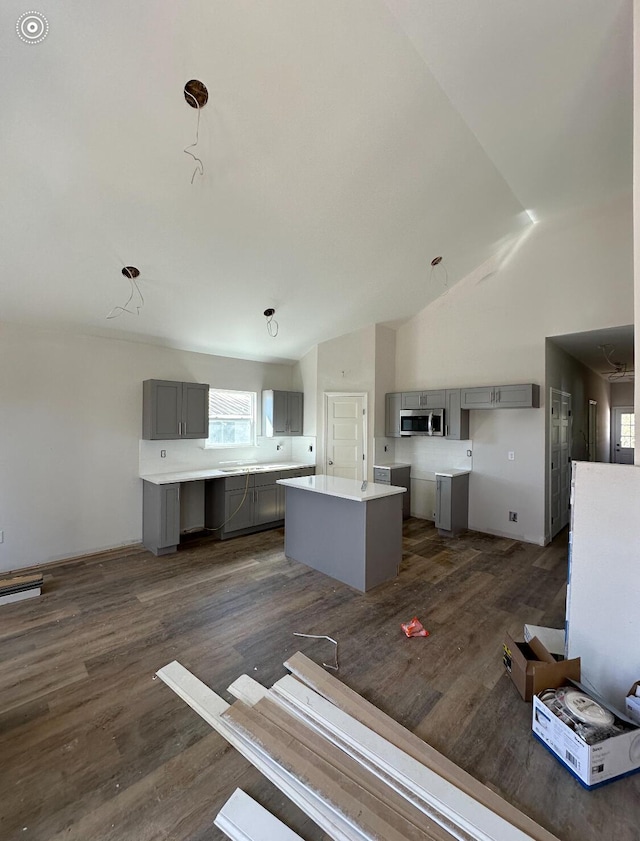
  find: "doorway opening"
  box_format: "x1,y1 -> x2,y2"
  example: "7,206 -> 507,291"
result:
549,388 -> 572,540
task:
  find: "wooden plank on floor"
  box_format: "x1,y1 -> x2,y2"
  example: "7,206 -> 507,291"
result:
246,695 -> 465,841
156,661 -> 361,841
223,700 -> 450,841
284,653 -> 560,841
215,788 -> 305,841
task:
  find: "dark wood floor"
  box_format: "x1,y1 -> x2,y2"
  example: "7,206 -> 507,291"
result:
1,520 -> 638,841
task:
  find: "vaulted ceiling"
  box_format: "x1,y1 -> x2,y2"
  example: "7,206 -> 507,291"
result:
1,0 -> 632,363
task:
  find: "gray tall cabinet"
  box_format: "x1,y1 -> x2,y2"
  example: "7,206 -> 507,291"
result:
435,471 -> 470,537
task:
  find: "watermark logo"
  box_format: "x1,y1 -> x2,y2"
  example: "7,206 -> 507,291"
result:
16,11 -> 49,44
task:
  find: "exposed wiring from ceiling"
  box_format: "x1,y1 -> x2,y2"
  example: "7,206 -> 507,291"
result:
599,344 -> 632,380
183,90 -> 205,184
264,307 -> 279,338
107,266 -> 144,319
430,256 -> 448,288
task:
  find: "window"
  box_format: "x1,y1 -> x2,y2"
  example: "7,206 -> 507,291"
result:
620,412 -> 635,449
207,389 -> 256,447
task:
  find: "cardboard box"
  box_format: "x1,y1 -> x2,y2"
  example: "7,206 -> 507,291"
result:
502,633 -> 580,701
523,624 -> 565,657
532,685 -> 640,788
626,681 -> 640,726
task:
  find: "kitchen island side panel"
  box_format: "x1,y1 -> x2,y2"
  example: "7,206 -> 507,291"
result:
282,486 -> 402,591
365,494 -> 403,590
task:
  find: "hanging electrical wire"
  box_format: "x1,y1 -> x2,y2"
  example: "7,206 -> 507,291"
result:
264,307 -> 279,338
430,255 -> 448,288
183,80 -> 208,184
107,266 -> 144,319
599,344 -> 629,380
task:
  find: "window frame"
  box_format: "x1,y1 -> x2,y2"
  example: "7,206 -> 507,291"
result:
205,387 -> 258,449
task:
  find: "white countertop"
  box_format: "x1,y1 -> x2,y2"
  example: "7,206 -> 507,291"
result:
140,462 -> 313,485
434,468 -> 472,477
277,475 -> 406,502
373,462 -> 411,469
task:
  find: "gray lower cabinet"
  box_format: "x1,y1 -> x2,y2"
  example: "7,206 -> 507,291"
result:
435,473 -> 469,537
445,389 -> 469,440
143,481 -> 180,556
205,466 -> 315,539
385,392 -> 402,437
460,383 -> 540,409
143,380 -> 209,439
401,390 -> 446,410
263,390 -> 304,436
373,465 -> 411,519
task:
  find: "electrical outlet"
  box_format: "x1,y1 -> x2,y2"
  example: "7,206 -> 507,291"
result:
466,449 -> 472,457
308,445 -> 313,452
509,511 -> 518,523
160,449 -> 166,458
508,451 -> 515,461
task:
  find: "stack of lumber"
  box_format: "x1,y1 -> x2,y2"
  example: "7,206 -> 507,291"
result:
157,652 -> 559,841
0,573 -> 43,605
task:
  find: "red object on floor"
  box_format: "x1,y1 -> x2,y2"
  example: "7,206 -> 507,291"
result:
401,617 -> 430,637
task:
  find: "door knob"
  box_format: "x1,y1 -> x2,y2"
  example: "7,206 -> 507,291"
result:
328,460 -> 334,465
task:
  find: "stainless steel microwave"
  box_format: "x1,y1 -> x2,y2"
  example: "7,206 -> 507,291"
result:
399,408 -> 445,436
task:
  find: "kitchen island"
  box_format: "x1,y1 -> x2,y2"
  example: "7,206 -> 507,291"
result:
277,475 -> 406,592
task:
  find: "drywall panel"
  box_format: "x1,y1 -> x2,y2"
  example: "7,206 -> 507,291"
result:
566,461 -> 640,707
395,195 -> 632,543
0,323 -> 295,572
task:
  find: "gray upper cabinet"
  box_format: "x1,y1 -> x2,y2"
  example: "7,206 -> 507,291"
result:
401,390 -> 446,410
385,392 -> 402,437
445,389 -> 469,440
460,383 -> 540,410
263,390 -> 304,436
142,380 -> 209,440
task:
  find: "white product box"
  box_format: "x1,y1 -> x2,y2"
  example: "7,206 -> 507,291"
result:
626,681 -> 640,726
532,687 -> 640,789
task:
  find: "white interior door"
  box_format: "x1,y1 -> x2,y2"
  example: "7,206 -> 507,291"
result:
612,406 -> 635,464
324,394 -> 366,480
549,389 -> 572,539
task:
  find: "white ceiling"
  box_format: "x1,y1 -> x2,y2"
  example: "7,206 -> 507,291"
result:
550,325 -> 635,382
1,0 -> 632,363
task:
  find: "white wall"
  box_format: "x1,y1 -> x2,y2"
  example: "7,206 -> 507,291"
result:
293,344 -> 318,437
610,381 -> 635,407
314,325 -> 377,477
567,462 -> 640,707
0,323 -> 297,572
394,194 -> 633,544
